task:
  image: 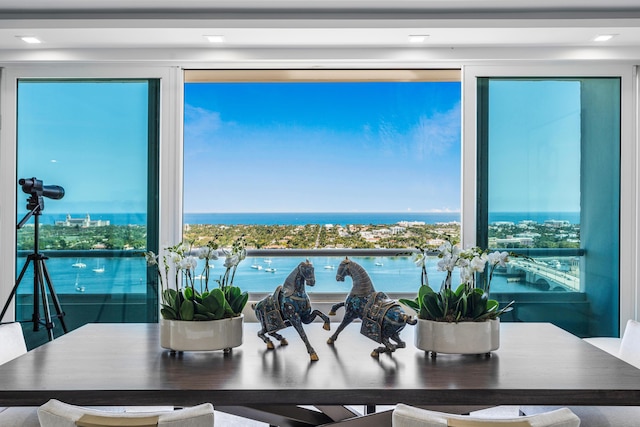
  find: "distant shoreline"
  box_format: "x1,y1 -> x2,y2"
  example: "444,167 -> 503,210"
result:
33,211 -> 580,227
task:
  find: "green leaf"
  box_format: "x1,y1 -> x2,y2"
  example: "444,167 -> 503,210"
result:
179,300 -> 195,321
163,289 -> 177,307
454,283 -> 466,296
202,292 -> 222,314
459,293 -> 468,317
399,298 -> 420,312
418,284 -> 436,302
194,301 -> 210,315
229,291 -> 248,315
422,294 -> 443,320
209,288 -> 226,307
160,306 -> 177,320
486,299 -> 499,312
183,287 -> 194,300
470,292 -> 489,319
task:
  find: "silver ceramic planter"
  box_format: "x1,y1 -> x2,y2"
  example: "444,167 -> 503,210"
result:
414,318 -> 500,357
160,314 -> 243,352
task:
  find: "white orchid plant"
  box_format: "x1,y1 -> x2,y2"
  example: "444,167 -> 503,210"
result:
400,239 -> 515,322
144,235 -> 248,321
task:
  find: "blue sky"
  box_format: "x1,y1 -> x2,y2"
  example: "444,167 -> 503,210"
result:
16,79 -> 580,217
17,81 -> 149,215
488,80 -> 581,213
184,81 -> 462,213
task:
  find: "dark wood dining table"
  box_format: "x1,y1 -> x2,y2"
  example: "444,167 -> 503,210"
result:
2,321 -> 640,426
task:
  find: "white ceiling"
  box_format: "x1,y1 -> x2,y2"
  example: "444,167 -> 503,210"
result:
1,0 -> 640,60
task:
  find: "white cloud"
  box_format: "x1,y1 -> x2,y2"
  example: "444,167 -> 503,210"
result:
412,102 -> 461,159
183,104 -> 223,146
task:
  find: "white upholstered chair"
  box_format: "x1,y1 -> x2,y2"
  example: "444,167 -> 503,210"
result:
37,399 -> 215,427
583,319 -> 640,368
522,319 -> 640,427
0,322 -> 41,427
392,404 -> 580,427
0,322 -> 28,364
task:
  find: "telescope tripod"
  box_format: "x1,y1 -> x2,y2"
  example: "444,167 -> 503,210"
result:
0,200 -> 67,341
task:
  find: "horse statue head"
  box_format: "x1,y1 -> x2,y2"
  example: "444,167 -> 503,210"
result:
282,260 -> 315,296
336,257 -> 374,295
297,259 -> 315,287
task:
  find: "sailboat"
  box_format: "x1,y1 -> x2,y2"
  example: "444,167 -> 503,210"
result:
72,259 -> 86,268
93,260 -> 105,273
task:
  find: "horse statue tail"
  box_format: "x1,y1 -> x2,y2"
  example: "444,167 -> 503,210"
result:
403,313 -> 417,325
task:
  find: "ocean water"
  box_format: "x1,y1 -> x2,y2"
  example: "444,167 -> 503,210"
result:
16,211 -> 578,295
35,211 -> 579,227
15,252 -> 558,296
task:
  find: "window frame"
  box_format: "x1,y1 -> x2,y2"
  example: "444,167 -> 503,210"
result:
0,65 -> 181,322
1,63 -> 636,330
462,64 -> 637,327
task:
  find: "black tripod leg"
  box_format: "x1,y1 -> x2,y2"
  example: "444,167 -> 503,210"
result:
41,259 -> 68,333
0,257 -> 32,322
35,259 -> 55,341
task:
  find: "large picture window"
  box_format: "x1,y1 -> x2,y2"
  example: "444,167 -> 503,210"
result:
14,79 -> 160,348
183,70 -> 462,293
477,77 -> 620,337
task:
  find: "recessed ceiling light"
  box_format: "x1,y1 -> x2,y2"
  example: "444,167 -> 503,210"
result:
204,35 -> 225,43
593,34 -> 616,42
18,36 -> 41,44
409,35 -> 429,43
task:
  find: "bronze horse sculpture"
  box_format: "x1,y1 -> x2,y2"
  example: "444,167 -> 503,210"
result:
327,258 -> 416,357
253,260 -> 331,361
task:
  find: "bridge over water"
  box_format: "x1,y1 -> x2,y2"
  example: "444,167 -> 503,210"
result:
505,259 -> 580,291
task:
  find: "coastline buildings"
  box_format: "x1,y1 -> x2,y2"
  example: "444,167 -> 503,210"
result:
55,214 -> 110,228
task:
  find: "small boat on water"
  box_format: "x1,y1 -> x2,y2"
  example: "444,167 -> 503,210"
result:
375,262 -> 384,266
263,258 -> 272,264
72,260 -> 86,268
74,273 -> 85,292
93,261 -> 105,273
265,267 -> 277,273
251,263 -> 263,270
324,265 -> 335,270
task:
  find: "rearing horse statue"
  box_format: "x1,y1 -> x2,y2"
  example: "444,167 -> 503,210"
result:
253,260 -> 331,361
327,258 -> 416,357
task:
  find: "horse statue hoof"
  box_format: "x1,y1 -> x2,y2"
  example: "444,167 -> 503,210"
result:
280,338 -> 288,346
323,322 -> 331,331
310,352 -> 319,361
327,337 -> 335,345
267,341 -> 275,350
328,310 -> 336,316
370,349 -> 380,358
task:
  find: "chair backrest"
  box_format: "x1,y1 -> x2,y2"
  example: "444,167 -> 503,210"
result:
392,404 -> 580,427
0,322 -> 28,365
619,319 -> 640,368
37,399 -> 214,427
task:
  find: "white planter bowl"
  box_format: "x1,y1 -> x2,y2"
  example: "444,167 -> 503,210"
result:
160,314 -> 244,352
414,318 -> 500,356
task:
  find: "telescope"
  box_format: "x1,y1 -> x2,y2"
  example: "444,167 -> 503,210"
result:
0,177 -> 69,341
19,177 -> 65,200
